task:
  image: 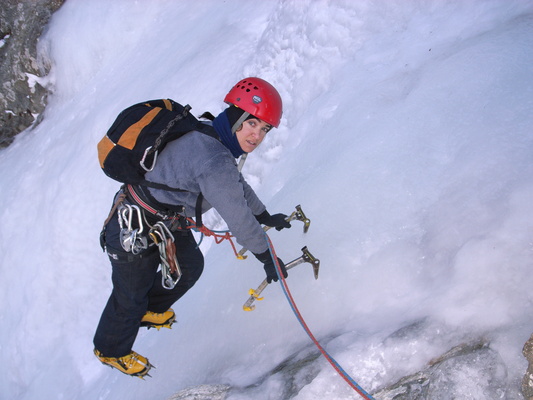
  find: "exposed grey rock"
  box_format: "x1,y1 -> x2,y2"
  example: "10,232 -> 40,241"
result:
165,344 -> 322,400
521,333 -> 533,399
374,339 -> 508,400
0,0 -> 64,148
165,323 -> 513,399
166,384 -> 231,400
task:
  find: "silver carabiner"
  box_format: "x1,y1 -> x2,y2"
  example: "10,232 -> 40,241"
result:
118,204 -> 148,253
150,222 -> 181,289
140,147 -> 158,172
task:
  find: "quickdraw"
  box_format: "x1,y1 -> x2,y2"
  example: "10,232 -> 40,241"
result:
118,203 -> 148,255
149,222 -> 182,290
115,186 -> 183,290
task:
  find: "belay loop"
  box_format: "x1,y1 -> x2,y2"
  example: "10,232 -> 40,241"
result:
149,222 -> 182,290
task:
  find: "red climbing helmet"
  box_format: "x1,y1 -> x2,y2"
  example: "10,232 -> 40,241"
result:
224,77 -> 283,128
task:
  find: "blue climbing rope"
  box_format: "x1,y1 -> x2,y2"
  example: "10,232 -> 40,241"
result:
185,219 -> 375,397
264,233 -> 375,400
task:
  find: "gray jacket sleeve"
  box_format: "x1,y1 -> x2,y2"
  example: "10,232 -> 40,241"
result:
196,153 -> 268,254
240,174 -> 266,216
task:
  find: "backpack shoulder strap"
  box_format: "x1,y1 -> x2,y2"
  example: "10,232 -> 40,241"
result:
140,118 -> 221,227
196,121 -> 219,141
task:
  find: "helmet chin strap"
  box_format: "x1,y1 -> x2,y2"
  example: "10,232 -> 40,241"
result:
231,111 -> 251,134
237,153 -> 248,172
231,110 -> 250,172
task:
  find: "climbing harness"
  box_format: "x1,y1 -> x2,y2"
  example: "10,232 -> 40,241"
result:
100,185 -> 187,290
264,234 -> 375,400
126,184 -> 184,222
149,222 -> 182,290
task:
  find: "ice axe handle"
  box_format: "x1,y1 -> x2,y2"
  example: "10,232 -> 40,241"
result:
242,246 -> 320,311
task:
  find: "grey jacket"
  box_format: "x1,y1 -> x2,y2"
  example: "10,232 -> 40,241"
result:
144,129 -> 269,254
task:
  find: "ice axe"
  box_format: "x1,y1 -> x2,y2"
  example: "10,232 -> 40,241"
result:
243,246 -> 320,311
237,205 -> 311,260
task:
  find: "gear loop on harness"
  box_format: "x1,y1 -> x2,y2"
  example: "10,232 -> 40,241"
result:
119,186 -> 184,290
108,185 -> 243,283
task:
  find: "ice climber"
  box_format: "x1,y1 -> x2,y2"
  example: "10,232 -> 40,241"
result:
93,77 -> 291,377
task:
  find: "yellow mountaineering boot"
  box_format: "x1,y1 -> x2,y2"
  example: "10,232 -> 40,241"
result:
140,308 -> 176,330
94,349 -> 153,378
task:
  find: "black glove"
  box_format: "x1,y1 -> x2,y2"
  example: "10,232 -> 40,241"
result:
255,210 -> 292,231
254,249 -> 288,283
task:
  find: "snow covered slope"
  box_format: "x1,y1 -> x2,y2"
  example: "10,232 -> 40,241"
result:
1,1 -> 532,399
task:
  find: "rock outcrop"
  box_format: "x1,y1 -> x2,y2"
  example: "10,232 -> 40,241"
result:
0,0 -> 64,147
373,339 -> 508,399
165,334 -> 511,399
522,333 -> 533,399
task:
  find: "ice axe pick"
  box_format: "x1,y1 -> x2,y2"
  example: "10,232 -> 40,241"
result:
237,205 -> 311,260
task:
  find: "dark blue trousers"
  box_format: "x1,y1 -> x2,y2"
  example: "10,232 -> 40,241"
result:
93,213 -> 204,357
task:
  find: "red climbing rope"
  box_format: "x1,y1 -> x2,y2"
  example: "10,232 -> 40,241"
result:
264,234 -> 375,399
185,218 -> 241,258
185,216 -> 375,398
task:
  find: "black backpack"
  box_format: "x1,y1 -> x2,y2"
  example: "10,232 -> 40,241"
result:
97,99 -> 217,191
